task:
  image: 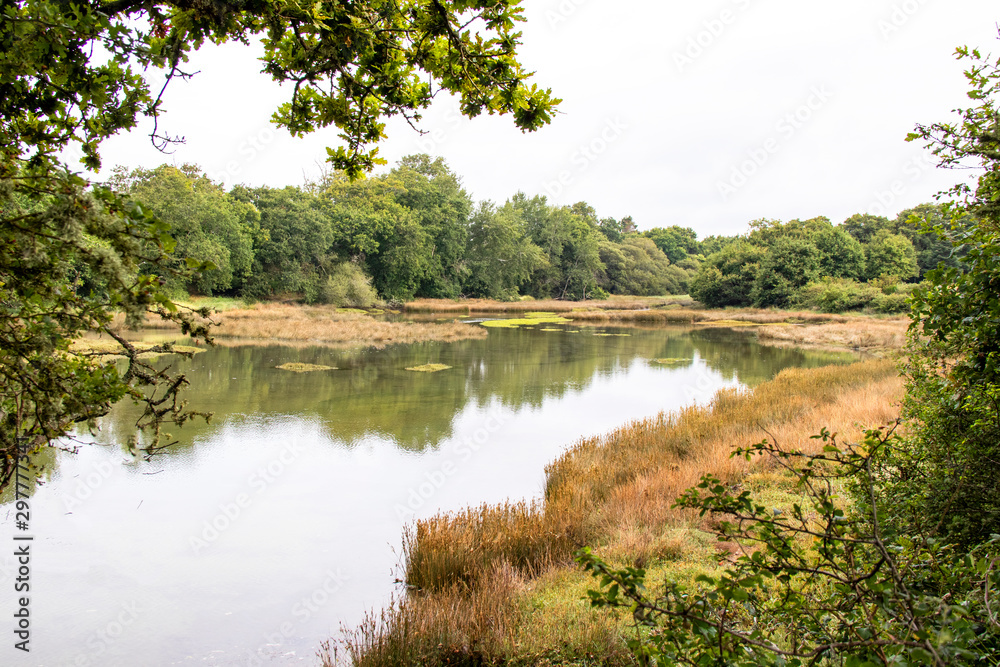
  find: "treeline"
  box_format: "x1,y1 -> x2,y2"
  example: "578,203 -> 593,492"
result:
110,156 -> 702,305
112,156 -> 962,313
690,208 -> 964,313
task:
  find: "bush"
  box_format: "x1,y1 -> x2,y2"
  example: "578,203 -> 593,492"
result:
306,262 -> 380,306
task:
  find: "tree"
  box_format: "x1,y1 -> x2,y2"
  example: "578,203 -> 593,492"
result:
598,237 -> 673,296
864,229 -> 919,281
890,41 -> 1000,546
464,201 -> 544,300
390,155 -> 472,299
643,226 -> 700,263
750,237 -> 822,307
0,0 -> 558,488
114,165 -> 259,296
690,242 -> 766,308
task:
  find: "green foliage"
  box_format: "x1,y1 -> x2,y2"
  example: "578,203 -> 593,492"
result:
464,201 -> 545,300
643,226 -> 701,263
794,277 -> 914,314
114,165 -> 258,296
690,242 -> 765,307
865,230 -> 920,281
316,262 -> 380,307
598,237 -> 674,296
578,429 -> 1000,666
897,41 -> 1000,548
750,237 -> 822,307
391,155 -> 472,299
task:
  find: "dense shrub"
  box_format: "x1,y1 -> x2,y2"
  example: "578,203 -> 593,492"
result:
315,262 -> 380,307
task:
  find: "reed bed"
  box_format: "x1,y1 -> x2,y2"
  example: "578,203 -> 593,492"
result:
132,303 -> 487,346
345,359 -> 905,666
756,318 -> 909,350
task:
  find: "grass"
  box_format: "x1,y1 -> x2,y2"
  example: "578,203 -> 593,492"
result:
479,313 -> 571,328
275,362 -> 337,373
132,303 -> 488,347
405,364 -> 452,372
756,318 -> 908,350
340,358 -> 905,666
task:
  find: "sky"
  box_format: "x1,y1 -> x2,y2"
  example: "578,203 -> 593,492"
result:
92,0 -> 1000,238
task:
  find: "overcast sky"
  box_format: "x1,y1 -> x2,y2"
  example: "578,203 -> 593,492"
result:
93,1 -> 1000,238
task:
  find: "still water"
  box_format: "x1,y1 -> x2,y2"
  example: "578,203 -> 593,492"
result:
0,322 -> 855,666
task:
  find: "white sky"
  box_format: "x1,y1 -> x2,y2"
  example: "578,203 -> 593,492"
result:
93,0 -> 1000,238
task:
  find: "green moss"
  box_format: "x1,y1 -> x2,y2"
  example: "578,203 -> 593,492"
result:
481,313 -> 571,329
276,362 -> 337,373
405,363 -> 452,372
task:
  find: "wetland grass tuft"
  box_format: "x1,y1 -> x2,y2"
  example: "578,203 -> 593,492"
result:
404,364 -> 452,372
133,303 -> 487,346
342,358 -> 905,666
275,362 -> 337,373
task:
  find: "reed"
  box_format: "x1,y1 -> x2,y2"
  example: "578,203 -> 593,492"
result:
132,303 -> 488,346
344,358 -> 905,665
756,318 -> 908,350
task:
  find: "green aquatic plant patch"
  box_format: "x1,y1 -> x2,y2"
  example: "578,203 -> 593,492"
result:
405,364 -> 452,372
480,312 -> 570,329
276,362 -> 337,373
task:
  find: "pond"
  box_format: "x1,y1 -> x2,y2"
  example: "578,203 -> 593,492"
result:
0,321 -> 856,666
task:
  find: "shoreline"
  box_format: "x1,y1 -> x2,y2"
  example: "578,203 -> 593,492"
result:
338,357 -> 904,666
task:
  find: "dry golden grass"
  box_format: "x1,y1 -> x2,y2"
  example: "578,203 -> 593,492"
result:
564,307 -> 853,325
348,359 -> 905,666
134,303 -> 487,346
339,562 -> 525,667
756,318 -> 909,350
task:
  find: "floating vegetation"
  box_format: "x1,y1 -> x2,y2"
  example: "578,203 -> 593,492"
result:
276,362 -> 337,373
539,328 -> 563,332
336,307 -> 370,315
652,358 -> 689,366
71,339 -> 206,360
593,332 -> 630,337
480,312 -> 571,329
405,363 -> 452,372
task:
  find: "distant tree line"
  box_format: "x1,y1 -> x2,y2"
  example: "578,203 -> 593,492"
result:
111,155 -> 704,304
111,156 -> 963,311
690,209 -> 965,313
